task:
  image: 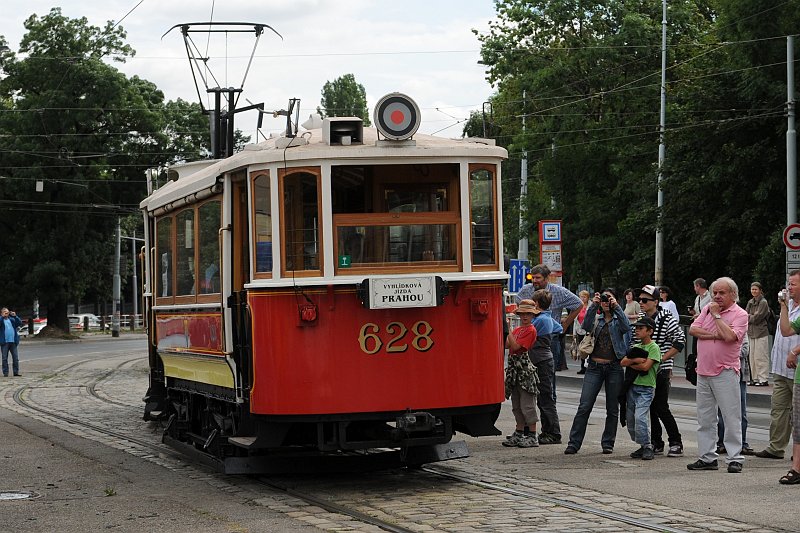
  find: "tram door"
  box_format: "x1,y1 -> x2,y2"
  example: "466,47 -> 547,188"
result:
230,176 -> 253,390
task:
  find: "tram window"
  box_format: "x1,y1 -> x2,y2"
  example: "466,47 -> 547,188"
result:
198,201 -> 221,294
331,163 -> 460,273
469,165 -> 497,267
252,173 -> 273,274
336,224 -> 457,266
156,217 -> 172,298
281,169 -> 321,274
176,209 -> 196,295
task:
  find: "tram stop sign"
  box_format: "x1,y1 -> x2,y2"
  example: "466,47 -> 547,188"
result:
784,224 -> 800,250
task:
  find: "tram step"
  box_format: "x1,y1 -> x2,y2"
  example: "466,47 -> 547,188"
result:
228,436 -> 257,449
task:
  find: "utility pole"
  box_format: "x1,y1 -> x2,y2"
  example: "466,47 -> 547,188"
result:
788,35 -> 797,281
788,36 -> 797,225
654,0 -> 667,286
112,218 -> 121,337
131,230 -> 138,329
518,90 -> 528,261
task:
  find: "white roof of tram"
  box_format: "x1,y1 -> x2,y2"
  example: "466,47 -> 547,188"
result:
140,127 -> 507,213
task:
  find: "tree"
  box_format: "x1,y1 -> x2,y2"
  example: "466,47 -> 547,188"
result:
317,73 -> 371,126
0,9 -> 216,331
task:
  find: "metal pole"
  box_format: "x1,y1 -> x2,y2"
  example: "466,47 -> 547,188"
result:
788,35 -> 797,226
132,230 -> 138,330
788,35 -> 797,282
112,218 -> 121,337
654,0 -> 667,286
518,90 -> 528,261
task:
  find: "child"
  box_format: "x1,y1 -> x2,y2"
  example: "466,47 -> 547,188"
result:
621,317 -> 661,460
528,289 -> 563,445
503,300 -> 540,448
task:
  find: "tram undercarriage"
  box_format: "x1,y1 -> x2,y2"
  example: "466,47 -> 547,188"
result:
155,380 -> 500,474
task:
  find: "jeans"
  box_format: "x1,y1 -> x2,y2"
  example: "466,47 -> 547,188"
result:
535,359 -> 561,438
650,370 -> 682,448
627,385 -> 655,447
696,369 -> 743,464
718,380 -> 749,448
1,343 -> 19,376
567,360 -> 623,450
550,334 -> 562,401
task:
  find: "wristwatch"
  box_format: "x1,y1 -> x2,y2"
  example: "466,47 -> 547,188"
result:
712,313 -> 721,319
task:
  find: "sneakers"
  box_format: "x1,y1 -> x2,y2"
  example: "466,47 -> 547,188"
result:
667,444 -> 684,457
564,445 -> 578,455
742,446 -> 755,456
502,431 -> 524,447
687,459 -> 719,471
653,444 -> 664,455
716,445 -> 726,454
538,433 -> 562,445
503,431 -> 539,448
727,461 -> 743,473
631,446 -> 654,460
602,447 -> 614,454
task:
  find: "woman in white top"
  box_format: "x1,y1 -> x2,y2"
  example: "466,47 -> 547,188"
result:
623,288 -> 641,322
659,285 -> 680,322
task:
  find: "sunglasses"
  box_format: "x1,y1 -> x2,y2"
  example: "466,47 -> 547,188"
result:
638,297 -> 656,303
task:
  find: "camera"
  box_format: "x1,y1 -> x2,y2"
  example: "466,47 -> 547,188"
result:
779,289 -> 789,303
600,294 -> 610,303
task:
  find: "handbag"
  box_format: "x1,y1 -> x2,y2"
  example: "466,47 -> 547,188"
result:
576,318 -> 599,360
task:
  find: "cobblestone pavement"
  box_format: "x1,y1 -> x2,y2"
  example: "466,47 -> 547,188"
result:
0,354 -> 790,532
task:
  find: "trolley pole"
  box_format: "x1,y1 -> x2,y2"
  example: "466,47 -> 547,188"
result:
112,218 -> 121,337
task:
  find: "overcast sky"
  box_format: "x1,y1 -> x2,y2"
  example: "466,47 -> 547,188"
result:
3,1 -> 500,137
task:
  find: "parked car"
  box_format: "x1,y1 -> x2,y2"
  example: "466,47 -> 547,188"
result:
18,319 -> 47,337
68,314 -> 103,331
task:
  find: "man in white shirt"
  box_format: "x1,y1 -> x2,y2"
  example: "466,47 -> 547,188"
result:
755,270 -> 800,459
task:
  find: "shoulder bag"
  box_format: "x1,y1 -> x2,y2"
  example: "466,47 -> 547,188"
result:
576,317 -> 599,360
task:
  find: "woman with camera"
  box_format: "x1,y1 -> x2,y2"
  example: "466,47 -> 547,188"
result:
564,289 -> 632,455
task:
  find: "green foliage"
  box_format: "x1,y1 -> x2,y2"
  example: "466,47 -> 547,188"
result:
476,0 -> 798,305
0,9 -> 215,328
317,73 -> 371,126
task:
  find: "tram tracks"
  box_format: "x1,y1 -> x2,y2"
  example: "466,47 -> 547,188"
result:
3,359 -> 785,533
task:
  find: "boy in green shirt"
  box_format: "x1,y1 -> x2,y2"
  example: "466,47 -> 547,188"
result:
621,317 -> 661,460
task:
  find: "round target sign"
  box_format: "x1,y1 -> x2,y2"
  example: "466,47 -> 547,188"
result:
373,93 -> 421,140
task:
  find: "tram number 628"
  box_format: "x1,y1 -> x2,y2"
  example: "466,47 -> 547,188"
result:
358,321 -> 434,354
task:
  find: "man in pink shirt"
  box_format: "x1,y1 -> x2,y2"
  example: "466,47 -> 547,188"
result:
687,277 -> 749,474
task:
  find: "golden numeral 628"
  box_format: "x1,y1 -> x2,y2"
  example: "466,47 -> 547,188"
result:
358,321 -> 434,354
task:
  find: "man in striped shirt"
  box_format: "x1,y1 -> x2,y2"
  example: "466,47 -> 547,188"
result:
635,285 -> 686,457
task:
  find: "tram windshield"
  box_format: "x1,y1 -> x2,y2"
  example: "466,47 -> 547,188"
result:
331,164 -> 460,272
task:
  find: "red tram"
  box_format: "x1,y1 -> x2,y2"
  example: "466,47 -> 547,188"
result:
140,94 -> 508,472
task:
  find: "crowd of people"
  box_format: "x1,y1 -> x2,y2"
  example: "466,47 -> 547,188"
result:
506,264 -> 800,485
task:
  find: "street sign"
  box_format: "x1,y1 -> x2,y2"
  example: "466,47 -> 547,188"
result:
541,244 -> 562,271
784,224 -> 800,250
788,251 -> 800,262
508,259 -> 530,293
539,220 -> 562,242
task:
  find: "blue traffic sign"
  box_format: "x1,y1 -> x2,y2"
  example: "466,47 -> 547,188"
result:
508,259 -> 530,293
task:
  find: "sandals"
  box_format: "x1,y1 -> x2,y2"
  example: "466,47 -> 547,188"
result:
779,470 -> 800,485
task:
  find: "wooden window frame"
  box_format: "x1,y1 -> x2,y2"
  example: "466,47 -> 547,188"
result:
468,163 -> 499,271
154,197 -> 223,306
250,170 -> 273,280
333,212 -> 461,275
278,166 -> 323,278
